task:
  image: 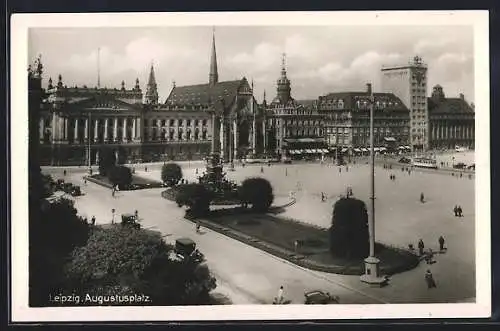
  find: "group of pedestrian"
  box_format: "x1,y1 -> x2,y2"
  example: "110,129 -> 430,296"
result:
453,205 -> 464,217
389,174 -> 396,181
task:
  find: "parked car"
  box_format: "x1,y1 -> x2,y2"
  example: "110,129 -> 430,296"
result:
453,162 -> 467,169
467,163 -> 475,170
398,157 -> 411,164
121,213 -> 140,229
304,290 -> 340,304
70,186 -> 82,196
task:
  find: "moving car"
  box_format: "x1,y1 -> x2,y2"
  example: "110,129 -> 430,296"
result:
304,290 -> 340,304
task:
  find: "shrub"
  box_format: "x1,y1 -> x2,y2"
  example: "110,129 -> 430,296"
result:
66,226 -> 216,305
162,163 -> 183,186
108,165 -> 132,189
175,183 -> 213,217
329,197 -> 369,259
238,177 -> 274,212
98,148 -> 117,176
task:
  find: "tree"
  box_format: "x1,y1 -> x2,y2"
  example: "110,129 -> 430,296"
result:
108,165 -> 132,189
162,163 -> 183,186
98,148 -> 116,176
66,226 -> 217,305
329,197 -> 369,259
238,177 -> 274,212
30,198 -> 90,306
175,183 -> 213,217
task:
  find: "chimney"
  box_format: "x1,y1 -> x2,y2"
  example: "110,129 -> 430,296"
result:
366,83 -> 372,95
459,93 -> 465,100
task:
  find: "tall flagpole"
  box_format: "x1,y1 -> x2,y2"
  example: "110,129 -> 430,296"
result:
97,47 -> 101,88
360,82 -> 386,286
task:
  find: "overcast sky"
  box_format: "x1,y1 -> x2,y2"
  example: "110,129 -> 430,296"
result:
29,25 -> 474,103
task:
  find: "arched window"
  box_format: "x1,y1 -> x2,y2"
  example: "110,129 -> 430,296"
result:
202,129 -> 207,140
186,129 -> 191,140
194,128 -> 199,140
178,128 -> 183,141
169,128 -> 174,140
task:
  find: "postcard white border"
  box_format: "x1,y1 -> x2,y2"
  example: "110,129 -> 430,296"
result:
10,10 -> 491,322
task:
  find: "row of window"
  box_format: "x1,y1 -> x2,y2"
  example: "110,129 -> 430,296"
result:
143,129 -> 208,141
327,127 -> 409,134
145,119 -> 208,127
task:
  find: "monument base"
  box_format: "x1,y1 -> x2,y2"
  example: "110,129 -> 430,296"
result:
360,256 -> 388,287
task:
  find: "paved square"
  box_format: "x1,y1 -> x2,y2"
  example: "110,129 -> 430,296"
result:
44,153 -> 475,304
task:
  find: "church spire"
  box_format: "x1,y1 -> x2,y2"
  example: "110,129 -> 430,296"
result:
145,61 -> 159,104
209,27 -> 219,86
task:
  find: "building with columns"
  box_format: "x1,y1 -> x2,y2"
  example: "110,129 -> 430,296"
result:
317,83 -> 411,153
381,56 -> 429,151
427,85 -> 475,150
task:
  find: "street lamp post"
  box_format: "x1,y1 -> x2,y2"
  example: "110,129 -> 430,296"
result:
360,83 -> 387,287
87,112 -> 92,174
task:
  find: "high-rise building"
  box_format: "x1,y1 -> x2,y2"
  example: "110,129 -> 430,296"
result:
381,56 -> 428,151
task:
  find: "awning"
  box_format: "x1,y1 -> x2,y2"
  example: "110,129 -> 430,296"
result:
398,146 -> 405,149
322,149 -> 329,153
354,148 -> 361,152
306,149 -> 313,153
405,145 -> 411,149
380,147 -> 387,151
361,148 -> 368,152
341,148 -> 348,153
374,147 -> 380,152
384,137 -> 396,142
289,150 -> 296,155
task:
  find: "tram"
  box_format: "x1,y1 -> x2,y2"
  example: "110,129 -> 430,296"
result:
412,157 -> 438,169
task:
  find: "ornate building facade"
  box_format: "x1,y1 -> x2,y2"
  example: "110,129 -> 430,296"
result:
317,84 -> 410,153
428,85 -> 475,149
264,55 -> 328,158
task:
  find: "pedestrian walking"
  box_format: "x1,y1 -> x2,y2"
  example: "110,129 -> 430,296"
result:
84,178 -> 87,185
460,172 -> 463,178
145,166 -> 148,172
425,248 -> 434,264
111,186 -> 116,197
321,192 -> 326,202
457,205 -> 463,217
346,165 -> 349,172
260,166 -> 264,173
418,239 -> 425,256
453,205 -> 458,217
425,270 -> 437,289
420,192 -> 425,203
339,167 -> 342,173
196,220 -> 201,233
195,168 -> 199,174
277,286 -> 284,304
285,168 -> 288,176
63,169 -> 67,176
91,215 -> 96,226
438,236 -> 445,251
134,210 -> 139,222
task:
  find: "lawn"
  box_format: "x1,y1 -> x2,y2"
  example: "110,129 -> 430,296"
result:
205,209 -> 419,276
87,174 -> 163,190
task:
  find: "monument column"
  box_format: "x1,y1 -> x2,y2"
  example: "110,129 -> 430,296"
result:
211,113 -> 216,153
233,118 -> 238,161
220,119 -> 225,160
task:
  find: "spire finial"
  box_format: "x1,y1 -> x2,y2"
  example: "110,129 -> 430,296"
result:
209,27 -> 219,86
282,53 -> 286,70
97,47 -> 101,88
